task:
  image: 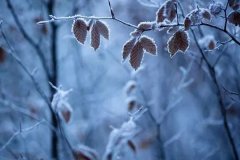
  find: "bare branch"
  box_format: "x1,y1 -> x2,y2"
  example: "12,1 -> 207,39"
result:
107,0 -> 115,18
0,120 -> 45,152
5,0 -> 50,79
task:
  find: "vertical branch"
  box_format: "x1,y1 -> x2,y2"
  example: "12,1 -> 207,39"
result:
46,0 -> 59,159
107,0 -> 115,19
177,1 -> 239,160
5,0 -> 51,79
224,1 -> 229,31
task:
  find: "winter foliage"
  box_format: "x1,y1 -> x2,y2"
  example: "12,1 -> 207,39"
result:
1,0 -> 240,160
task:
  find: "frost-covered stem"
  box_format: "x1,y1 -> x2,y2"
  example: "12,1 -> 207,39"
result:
38,15 -> 139,29
5,0 -> 51,80
38,14 -> 240,46
0,21 -> 75,159
224,1 -> 229,31
175,3 -> 179,25
0,120 -> 45,152
178,2 -> 239,160
137,84 -> 165,160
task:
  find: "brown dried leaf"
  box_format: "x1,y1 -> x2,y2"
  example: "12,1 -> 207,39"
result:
201,9 -> 211,20
137,22 -> 153,31
139,36 -> 157,55
156,6 -> 165,23
60,102 -> 72,123
156,0 -> 177,23
72,19 -> 88,44
130,30 -> 141,37
167,30 -> 190,57
130,41 -> 144,70
122,38 -> 136,61
165,0 -> 177,22
91,23 -> 100,50
228,11 -> 240,26
74,145 -> 98,160
184,17 -> 192,31
96,20 -> 109,39
229,0 -> 236,7
208,40 -> 216,50
128,100 -> 137,111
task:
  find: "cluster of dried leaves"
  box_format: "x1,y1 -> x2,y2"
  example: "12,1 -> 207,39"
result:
72,19 -> 109,50
71,0 -> 240,70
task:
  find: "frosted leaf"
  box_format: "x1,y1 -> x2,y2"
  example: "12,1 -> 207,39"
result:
130,30 -> 141,37
156,6 -> 165,23
126,97 -> 137,111
59,101 -> 72,123
124,80 -> 137,95
51,85 -> 72,111
187,9 -> 202,24
209,2 -> 223,15
165,0 -> 177,22
156,0 -> 177,23
208,40 -> 216,50
198,35 -> 216,49
228,11 -> 240,26
103,118 -> 139,160
96,20 -> 109,39
184,17 -> 192,31
130,41 -> 144,70
90,23 -> 100,50
167,30 -> 190,57
72,19 -> 88,44
229,0 -> 240,10
137,22 -> 153,31
229,0 -> 236,7
201,9 -> 211,20
74,144 -> 99,160
139,36 -> 157,55
122,38 -> 136,61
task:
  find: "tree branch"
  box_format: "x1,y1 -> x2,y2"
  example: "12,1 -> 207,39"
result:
5,0 -> 51,79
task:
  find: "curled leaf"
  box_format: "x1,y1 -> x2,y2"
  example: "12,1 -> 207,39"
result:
208,40 -> 216,50
139,36 -> 157,55
122,38 -> 136,61
184,17 -> 192,31
96,20 -> 109,39
156,7 -> 165,23
130,42 -> 144,70
228,11 -> 240,26
209,2 -> 223,15
156,0 -> 177,23
59,101 -> 73,123
72,19 -> 88,44
201,9 -> 211,20
167,30 -> 190,57
137,22 -> 153,31
91,23 -> 100,50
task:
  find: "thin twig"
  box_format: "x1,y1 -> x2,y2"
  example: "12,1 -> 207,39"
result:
107,0 -> 115,18
178,2 -> 239,160
0,120 -> 45,152
37,14 -> 240,46
6,0 -> 50,79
